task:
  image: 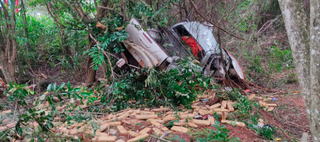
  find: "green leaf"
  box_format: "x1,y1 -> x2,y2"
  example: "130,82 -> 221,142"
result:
56,83 -> 66,92
74,93 -> 81,99
67,82 -> 72,90
57,94 -> 63,101
81,92 -> 91,97
52,83 -> 57,91
15,122 -> 23,136
74,88 -> 81,92
47,84 -> 52,92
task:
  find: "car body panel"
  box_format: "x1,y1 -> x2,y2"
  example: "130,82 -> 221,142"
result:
224,49 -> 244,79
125,19 -> 169,66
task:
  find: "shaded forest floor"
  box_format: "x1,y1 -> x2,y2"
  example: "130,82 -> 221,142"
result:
244,88 -> 309,141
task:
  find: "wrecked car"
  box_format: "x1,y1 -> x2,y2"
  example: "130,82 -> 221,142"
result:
116,18 -> 248,89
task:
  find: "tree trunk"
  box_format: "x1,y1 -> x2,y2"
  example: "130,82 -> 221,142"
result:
0,0 -> 17,83
86,39 -> 97,85
1,57 -> 15,83
309,0 -> 320,141
86,1 -> 109,85
279,0 -> 320,141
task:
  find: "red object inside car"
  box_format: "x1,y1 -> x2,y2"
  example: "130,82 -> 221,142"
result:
182,36 -> 202,57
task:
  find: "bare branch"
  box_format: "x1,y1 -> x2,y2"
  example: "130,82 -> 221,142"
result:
190,0 -> 245,40
74,0 -> 89,19
93,0 -> 98,10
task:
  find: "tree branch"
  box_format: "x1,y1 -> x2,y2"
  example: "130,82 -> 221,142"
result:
190,0 -> 245,40
98,6 -> 124,18
89,34 -> 117,78
45,2 -> 66,29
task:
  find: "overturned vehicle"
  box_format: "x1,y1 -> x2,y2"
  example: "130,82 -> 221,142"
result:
116,18 -> 249,89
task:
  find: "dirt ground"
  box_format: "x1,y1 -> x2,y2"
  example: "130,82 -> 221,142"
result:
262,93 -> 310,140
180,81 -> 309,142
108,82 -> 309,142
250,82 -> 310,141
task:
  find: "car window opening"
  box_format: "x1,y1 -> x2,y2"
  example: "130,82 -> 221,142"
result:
173,25 -> 205,60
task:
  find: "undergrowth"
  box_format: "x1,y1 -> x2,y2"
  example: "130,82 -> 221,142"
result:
245,45 -> 295,88
193,120 -> 240,142
109,58 -> 211,110
1,58 -> 212,141
223,89 -> 275,140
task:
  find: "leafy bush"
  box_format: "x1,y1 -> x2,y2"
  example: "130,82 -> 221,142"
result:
16,15 -> 60,62
5,83 -> 54,140
247,54 -> 265,75
109,58 -> 212,110
14,13 -> 88,84
267,46 -> 294,72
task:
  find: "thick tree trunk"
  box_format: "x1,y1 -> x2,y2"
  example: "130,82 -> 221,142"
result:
309,0 -> 320,141
1,58 -> 15,83
279,0 -> 320,141
278,0 -> 310,98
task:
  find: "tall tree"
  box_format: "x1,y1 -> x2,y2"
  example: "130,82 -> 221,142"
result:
0,0 -> 17,83
278,0 -> 320,141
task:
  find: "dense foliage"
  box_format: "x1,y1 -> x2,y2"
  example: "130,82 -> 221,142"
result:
110,58 -> 211,110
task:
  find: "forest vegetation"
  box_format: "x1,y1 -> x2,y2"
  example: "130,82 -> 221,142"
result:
0,0 -> 319,141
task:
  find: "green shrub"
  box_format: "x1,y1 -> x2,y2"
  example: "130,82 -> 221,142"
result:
195,120 -> 240,142
108,58 -> 212,110
267,46 -> 294,72
6,83 -> 53,140
259,125 -> 275,140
